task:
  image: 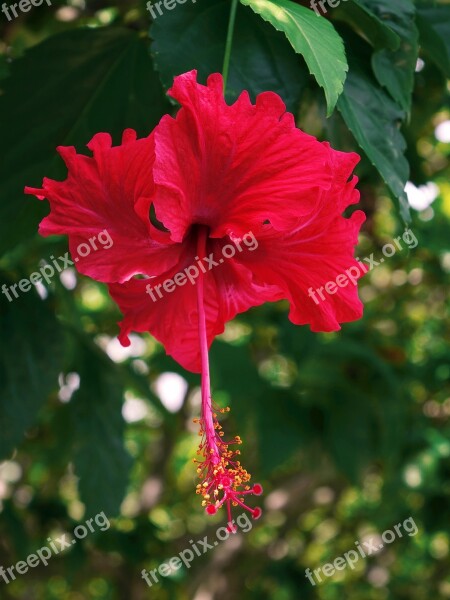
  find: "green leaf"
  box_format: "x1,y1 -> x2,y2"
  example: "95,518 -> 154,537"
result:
325,392 -> 373,482
334,0 -> 401,50
297,338 -> 404,480
417,7 -> 450,78
0,54 -> 10,81
240,0 -> 348,115
367,0 -> 419,112
211,341 -> 307,475
337,62 -> 410,221
257,390 -> 309,474
1,501 -> 31,559
69,337 -> 132,516
0,27 -> 170,258
151,0 -> 308,112
0,280 -> 64,458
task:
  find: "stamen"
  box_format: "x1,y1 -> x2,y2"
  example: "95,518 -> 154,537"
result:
194,226 -> 263,528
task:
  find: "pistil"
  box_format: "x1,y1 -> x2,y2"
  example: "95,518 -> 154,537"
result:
194,227 -> 263,530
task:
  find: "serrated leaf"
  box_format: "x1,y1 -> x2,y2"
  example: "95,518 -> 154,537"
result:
334,0 -> 400,50
0,280 -> 64,458
240,0 -> 348,115
69,339 -> 132,516
338,63 -> 410,221
0,27 -> 170,258
366,0 -> 418,112
151,0 -> 308,112
417,7 -> 450,78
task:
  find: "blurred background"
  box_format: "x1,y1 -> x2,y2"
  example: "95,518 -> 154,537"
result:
0,0 -> 449,598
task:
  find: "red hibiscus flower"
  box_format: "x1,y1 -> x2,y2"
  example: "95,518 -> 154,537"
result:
26,70 -> 365,526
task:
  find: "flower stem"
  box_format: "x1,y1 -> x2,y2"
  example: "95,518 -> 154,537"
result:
196,227 -> 220,464
222,0 -> 239,94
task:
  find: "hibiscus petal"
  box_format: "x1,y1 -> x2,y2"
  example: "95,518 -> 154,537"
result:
152,70 -> 332,243
109,275 -> 217,373
25,130 -> 181,283
109,236 -> 280,372
211,238 -> 283,325
236,156 -> 366,332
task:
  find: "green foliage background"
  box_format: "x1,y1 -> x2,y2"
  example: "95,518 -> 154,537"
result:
0,0 -> 449,598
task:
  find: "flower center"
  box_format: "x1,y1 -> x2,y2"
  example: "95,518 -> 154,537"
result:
193,226 -> 263,530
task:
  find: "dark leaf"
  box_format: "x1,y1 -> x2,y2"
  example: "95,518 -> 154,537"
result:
417,6 -> 450,78
367,0 -> 418,112
69,336 -> 132,516
241,0 -> 348,115
151,0 -> 308,112
0,278 -> 64,458
0,27 -> 170,257
338,58 -> 410,221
